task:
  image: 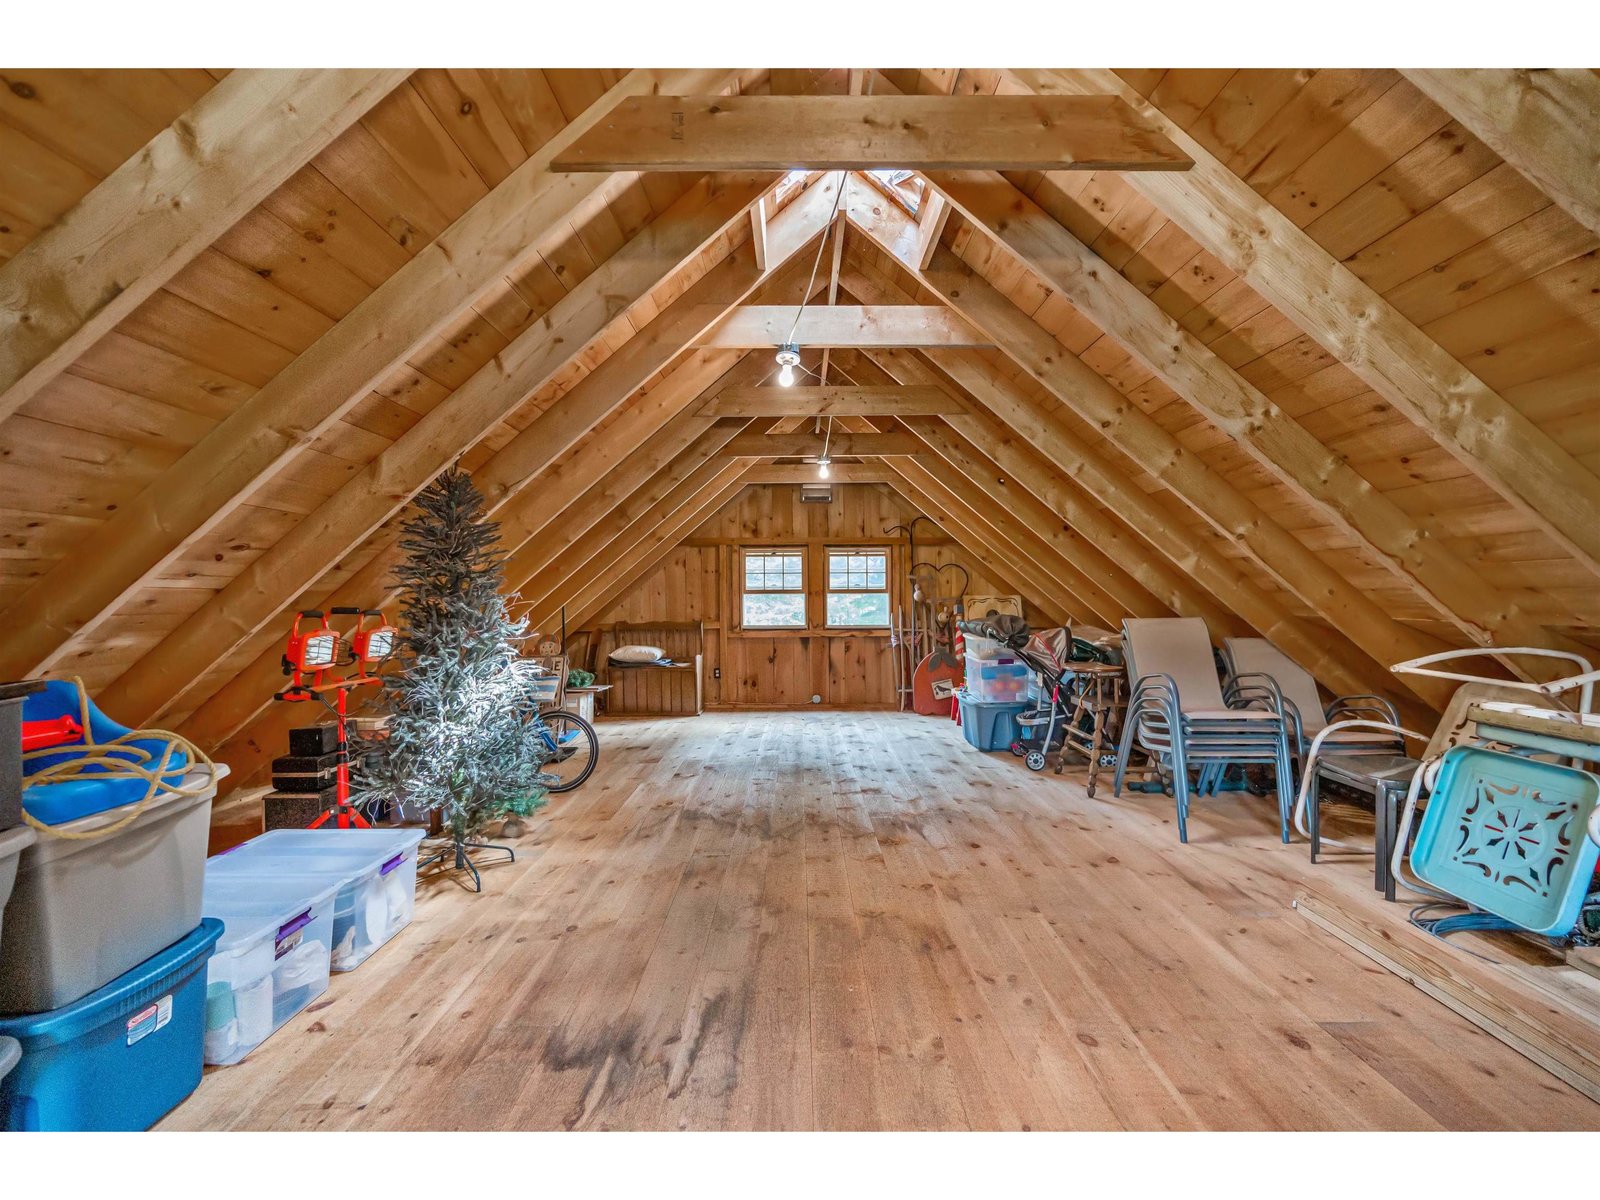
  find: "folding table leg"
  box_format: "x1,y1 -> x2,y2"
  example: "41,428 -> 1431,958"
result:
1376,781 -> 1400,902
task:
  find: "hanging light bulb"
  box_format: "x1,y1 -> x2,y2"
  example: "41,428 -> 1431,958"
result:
775,344 -> 801,388
817,456 -> 831,480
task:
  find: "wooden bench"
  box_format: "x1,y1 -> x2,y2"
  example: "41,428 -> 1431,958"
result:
592,620 -> 705,716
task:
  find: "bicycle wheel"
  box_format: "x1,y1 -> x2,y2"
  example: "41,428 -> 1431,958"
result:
537,710 -> 599,793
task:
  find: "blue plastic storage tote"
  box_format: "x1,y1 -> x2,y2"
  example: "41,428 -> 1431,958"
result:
208,828 -> 426,971
957,693 -> 1031,752
0,918 -> 221,1131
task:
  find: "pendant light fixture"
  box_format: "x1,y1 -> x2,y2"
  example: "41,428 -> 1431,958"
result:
816,416 -> 833,480
775,344 -> 801,388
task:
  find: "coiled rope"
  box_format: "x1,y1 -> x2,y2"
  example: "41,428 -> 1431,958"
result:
20,678 -> 216,841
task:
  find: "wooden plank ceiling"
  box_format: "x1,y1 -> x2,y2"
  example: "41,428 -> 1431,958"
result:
1,66 -> 1597,790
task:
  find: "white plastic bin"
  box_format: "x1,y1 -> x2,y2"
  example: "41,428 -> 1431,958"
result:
963,634 -> 1015,662
201,875 -> 338,1066
0,1034 -> 18,1085
0,774 -> 218,1015
0,826 -> 35,963
207,828 -> 426,972
965,656 -> 1031,703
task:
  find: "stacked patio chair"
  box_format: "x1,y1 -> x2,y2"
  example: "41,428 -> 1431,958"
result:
1220,638 -> 1403,763
1113,618 -> 1296,844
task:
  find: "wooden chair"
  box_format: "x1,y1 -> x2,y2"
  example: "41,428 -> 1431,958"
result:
593,621 -> 705,716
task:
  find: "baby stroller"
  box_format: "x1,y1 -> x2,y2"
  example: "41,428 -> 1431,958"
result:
956,618 -> 1123,774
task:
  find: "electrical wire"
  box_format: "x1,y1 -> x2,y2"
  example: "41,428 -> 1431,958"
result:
784,174 -> 848,347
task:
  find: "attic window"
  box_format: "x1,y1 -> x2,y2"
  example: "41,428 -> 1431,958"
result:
864,169 -> 923,215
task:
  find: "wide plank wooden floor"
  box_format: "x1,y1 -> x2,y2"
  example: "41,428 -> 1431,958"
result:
163,711 -> 1600,1130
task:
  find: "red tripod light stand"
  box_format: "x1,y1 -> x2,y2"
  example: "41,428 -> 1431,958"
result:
274,608 -> 397,829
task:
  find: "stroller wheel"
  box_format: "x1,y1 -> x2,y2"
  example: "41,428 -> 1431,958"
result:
1098,752 -> 1118,768
1025,750 -> 1047,772
1009,741 -> 1027,758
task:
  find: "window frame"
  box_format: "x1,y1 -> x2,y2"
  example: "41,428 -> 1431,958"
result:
823,546 -> 892,630
739,546 -> 809,630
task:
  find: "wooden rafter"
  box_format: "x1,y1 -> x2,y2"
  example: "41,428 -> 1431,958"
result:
550,96 -> 1194,172
1005,68 -> 1600,583
895,456 -> 1120,626
697,304 -> 987,348
101,173 -> 849,725
923,166 -> 1578,661
830,348 -> 1169,624
0,67 -> 746,681
844,178 -> 1457,707
507,422 -> 750,604
1401,69 -> 1600,237
535,463 -> 756,632
99,173 -> 775,725
880,466 -> 1074,629
699,385 -> 961,417
899,419 -> 1169,624
0,68 -> 409,421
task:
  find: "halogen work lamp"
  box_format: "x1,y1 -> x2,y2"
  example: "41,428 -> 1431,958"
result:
273,607 -> 397,830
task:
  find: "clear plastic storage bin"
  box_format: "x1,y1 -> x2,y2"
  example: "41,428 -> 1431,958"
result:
206,828 -> 426,972
200,875 -> 338,1065
964,656 -> 1031,703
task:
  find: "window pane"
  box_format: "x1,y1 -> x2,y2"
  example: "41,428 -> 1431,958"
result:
827,591 -> 890,627
867,568 -> 886,588
743,592 -> 807,627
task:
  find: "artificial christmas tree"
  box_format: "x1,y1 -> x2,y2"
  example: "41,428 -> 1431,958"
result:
351,467 -> 549,889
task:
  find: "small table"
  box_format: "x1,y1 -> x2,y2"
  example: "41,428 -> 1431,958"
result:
1053,662 -> 1128,798
1308,753 -> 1421,901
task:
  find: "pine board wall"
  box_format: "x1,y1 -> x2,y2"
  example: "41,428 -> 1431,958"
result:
576,483 -> 1050,709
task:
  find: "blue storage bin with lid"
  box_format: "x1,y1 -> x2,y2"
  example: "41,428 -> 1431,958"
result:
201,874 -> 339,1066
0,918 -> 222,1131
208,828 -> 427,972
957,692 -> 1031,752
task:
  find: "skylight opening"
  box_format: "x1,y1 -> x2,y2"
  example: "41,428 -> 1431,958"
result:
863,168 -> 924,215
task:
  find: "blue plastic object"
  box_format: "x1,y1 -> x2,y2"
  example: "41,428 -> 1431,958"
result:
958,693 -> 1031,752
20,680 -> 189,825
1411,746 -> 1600,936
0,918 -> 222,1131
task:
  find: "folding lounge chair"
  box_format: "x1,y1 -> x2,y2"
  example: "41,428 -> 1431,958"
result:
1113,618 -> 1296,843
1220,638 -> 1402,764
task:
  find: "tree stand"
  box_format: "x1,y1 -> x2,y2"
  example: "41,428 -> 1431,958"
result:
420,835 -> 515,893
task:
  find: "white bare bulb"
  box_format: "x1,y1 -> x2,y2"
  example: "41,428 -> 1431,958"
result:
778,363 -> 795,387
818,459 -> 831,479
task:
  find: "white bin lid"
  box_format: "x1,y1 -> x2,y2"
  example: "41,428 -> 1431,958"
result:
0,825 -> 36,863
208,828 -> 426,887
202,874 -> 341,956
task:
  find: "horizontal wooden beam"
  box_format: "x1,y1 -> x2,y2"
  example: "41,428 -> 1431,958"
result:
721,430 -> 920,457
553,95 -> 1192,172
740,464 -> 894,485
699,385 -> 963,417
0,68 -> 408,421
696,304 -> 988,347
